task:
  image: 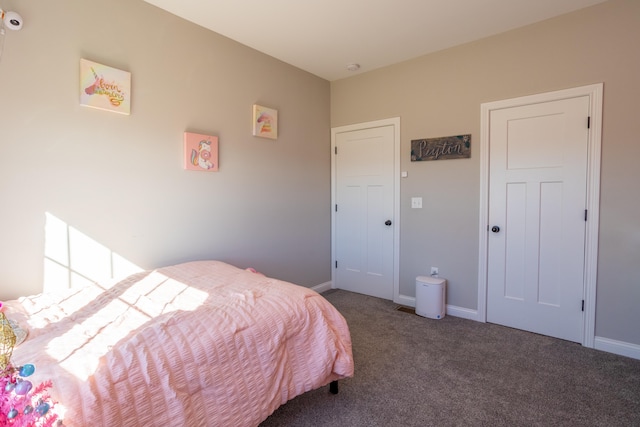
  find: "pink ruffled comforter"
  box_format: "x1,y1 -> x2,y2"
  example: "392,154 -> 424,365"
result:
6,261 -> 354,426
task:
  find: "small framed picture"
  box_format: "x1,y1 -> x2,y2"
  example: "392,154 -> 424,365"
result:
252,104 -> 278,139
184,132 -> 219,172
80,59 -> 131,115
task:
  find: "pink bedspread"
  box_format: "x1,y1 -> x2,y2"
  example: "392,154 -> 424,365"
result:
6,261 -> 354,426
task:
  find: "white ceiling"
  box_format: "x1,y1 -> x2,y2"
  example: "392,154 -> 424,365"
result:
142,0 -> 607,81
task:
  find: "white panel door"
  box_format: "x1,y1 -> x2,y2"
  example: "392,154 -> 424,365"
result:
487,95 -> 589,343
335,125 -> 395,300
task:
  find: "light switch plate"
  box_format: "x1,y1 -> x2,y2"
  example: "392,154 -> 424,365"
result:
411,197 -> 422,209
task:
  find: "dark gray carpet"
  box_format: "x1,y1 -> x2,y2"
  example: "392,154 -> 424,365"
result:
261,290 -> 640,426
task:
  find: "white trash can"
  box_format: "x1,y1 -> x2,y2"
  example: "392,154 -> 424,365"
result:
415,276 -> 446,319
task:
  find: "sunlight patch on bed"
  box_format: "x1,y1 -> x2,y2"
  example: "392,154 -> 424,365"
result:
45,272 -> 208,381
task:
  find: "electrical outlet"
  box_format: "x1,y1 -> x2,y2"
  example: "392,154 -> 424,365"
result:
431,267 -> 439,276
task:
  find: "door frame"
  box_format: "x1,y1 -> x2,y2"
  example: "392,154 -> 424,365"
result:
331,117 -> 401,303
477,84 -> 603,347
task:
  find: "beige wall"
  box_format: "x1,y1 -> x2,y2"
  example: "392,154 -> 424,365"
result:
0,0 -> 330,299
1,0 -> 638,349
331,0 -> 640,346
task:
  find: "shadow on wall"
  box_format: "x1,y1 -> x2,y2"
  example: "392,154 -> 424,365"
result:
43,212 -> 142,294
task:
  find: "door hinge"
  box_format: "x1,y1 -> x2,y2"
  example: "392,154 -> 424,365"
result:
335,204 -> 338,212
335,146 -> 337,155
582,299 -> 585,312
584,209 -> 588,221
587,116 -> 591,129
335,261 -> 338,268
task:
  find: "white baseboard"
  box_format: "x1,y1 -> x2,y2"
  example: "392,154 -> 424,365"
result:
394,293 -> 415,308
396,294 -> 480,322
312,281 -> 333,294
446,305 -> 480,321
594,336 -> 640,360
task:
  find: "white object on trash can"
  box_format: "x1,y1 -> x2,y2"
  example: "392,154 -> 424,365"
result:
415,276 -> 446,319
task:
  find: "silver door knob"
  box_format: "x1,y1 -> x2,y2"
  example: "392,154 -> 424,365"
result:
385,220 -> 392,226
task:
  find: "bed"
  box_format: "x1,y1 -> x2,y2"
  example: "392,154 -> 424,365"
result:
4,260 -> 354,426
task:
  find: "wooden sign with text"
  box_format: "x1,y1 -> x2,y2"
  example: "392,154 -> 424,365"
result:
411,134 -> 471,161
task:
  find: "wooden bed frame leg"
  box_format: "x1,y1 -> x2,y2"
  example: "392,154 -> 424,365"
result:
329,380 -> 339,394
